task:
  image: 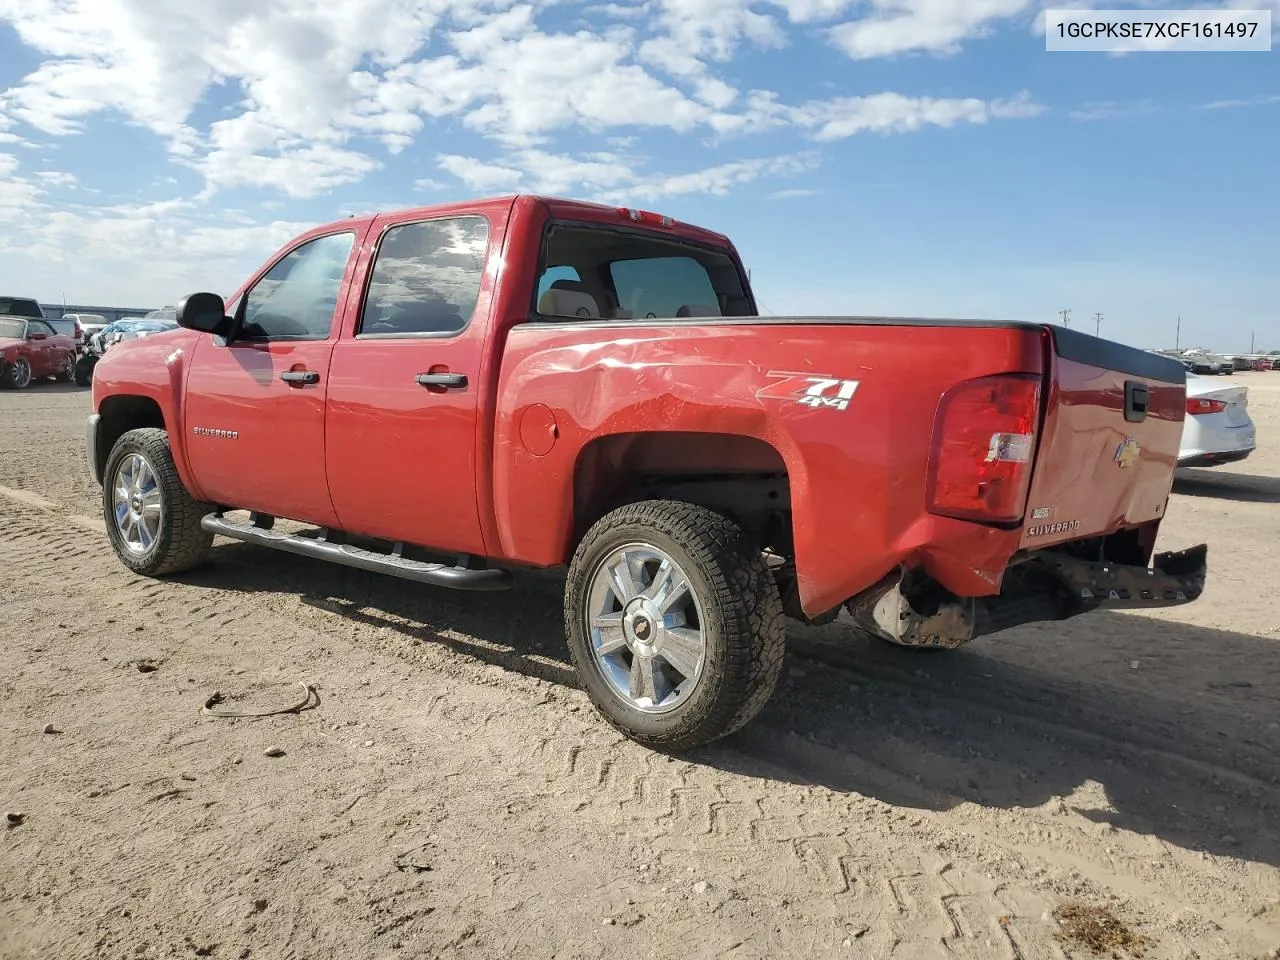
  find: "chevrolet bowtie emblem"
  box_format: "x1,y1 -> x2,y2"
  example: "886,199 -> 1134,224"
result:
1113,437 -> 1141,469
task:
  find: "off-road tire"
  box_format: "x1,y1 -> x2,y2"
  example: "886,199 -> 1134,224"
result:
564,500 -> 786,750
55,351 -> 75,382
103,428 -> 213,576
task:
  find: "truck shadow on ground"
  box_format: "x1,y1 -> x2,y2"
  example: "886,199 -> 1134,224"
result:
178,540 -> 1280,870
1173,468 -> 1280,503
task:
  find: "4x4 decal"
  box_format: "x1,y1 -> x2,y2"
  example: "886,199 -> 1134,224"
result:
756,372 -> 861,412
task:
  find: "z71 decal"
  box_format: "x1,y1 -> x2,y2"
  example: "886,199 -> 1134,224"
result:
756,372 -> 861,412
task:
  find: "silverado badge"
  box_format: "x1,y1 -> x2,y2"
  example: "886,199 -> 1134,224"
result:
1113,437 -> 1141,469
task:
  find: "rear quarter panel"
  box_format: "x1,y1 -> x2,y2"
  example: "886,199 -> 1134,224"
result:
491,319 -> 1045,615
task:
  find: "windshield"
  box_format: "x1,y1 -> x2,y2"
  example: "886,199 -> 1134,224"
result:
0,318 -> 27,338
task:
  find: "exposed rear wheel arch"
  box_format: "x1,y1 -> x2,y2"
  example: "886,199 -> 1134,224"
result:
570,431 -> 794,561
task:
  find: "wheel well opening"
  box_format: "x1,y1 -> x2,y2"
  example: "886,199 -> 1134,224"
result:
98,395 -> 166,478
571,431 -> 794,558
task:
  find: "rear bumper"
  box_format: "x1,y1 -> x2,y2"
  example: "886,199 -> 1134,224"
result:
1177,447 -> 1254,468
847,543 -> 1208,649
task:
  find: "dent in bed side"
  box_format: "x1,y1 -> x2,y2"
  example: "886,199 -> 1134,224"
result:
492,320 -> 1045,617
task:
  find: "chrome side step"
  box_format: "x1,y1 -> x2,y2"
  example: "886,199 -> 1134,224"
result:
201,513 -> 512,591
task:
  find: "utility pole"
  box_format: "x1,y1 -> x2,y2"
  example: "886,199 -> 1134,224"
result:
1093,312 -> 1103,337
1251,331 -> 1255,354
1058,309 -> 1071,327
1175,316 -> 1181,350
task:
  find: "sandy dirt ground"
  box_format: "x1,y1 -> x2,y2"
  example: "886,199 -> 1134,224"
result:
1,375 -> 1278,960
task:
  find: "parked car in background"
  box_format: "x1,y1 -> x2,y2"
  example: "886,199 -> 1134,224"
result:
46,315 -> 84,350
1179,373 -> 1256,467
62,312 -> 109,344
76,318 -> 181,385
0,316 -> 77,388
1182,352 -> 1233,375
0,296 -> 46,320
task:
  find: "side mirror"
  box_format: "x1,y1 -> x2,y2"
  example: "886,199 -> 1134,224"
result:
176,292 -> 233,337
28,331 -> 47,340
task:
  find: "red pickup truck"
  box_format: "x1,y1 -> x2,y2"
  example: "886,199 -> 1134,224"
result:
86,194 -> 1207,749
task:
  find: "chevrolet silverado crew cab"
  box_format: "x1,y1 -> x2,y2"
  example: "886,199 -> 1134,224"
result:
85,195 -> 1207,750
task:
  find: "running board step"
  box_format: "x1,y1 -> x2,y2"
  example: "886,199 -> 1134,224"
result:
200,513 -> 512,591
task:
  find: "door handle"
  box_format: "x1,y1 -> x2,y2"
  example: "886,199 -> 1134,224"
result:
280,370 -> 320,385
415,372 -> 468,389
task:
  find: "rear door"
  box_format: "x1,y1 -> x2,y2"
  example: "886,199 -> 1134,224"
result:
1019,327 -> 1188,548
324,210 -> 502,556
183,227 -> 366,527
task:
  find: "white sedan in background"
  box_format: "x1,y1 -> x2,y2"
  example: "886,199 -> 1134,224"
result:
1178,372 -> 1256,467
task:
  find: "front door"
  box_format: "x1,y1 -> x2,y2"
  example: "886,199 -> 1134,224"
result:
325,213 -> 497,556
183,229 -> 362,527
27,319 -> 58,375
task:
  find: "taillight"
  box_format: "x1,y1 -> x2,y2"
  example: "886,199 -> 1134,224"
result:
926,374 -> 1041,524
1186,397 -> 1227,415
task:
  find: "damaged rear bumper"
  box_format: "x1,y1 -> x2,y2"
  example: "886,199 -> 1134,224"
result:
846,543 -> 1208,650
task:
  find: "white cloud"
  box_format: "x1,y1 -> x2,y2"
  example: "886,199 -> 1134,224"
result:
830,0 -> 1032,58
0,0 -> 1043,196
793,90 -> 1042,140
0,0 -> 1047,302
434,148 -> 821,202
1068,100 -> 1161,121
1195,94 -> 1280,111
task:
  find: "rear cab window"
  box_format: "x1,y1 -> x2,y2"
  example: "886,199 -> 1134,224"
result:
532,224 -> 755,322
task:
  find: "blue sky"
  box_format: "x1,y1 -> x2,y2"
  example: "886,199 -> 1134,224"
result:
0,0 -> 1276,351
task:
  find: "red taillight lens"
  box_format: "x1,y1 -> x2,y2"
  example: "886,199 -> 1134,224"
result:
927,374 -> 1041,524
1186,397 -> 1227,415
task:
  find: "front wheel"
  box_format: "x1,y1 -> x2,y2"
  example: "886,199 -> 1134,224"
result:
103,428 -> 213,576
0,356 -> 33,390
564,500 -> 786,751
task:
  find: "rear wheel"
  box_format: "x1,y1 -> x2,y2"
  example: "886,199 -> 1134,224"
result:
564,500 -> 786,750
55,352 -> 75,382
103,428 -> 213,576
0,356 -> 32,390
74,354 -> 97,386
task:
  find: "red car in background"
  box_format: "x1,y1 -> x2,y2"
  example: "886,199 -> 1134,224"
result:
0,316 -> 78,389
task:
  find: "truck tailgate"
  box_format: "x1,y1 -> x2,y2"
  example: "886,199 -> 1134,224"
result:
1020,326 -> 1187,549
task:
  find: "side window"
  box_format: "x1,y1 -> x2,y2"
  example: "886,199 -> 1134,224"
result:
536,265 -> 580,302
240,232 -> 355,341
609,257 -> 722,320
358,216 -> 489,337
29,320 -> 55,336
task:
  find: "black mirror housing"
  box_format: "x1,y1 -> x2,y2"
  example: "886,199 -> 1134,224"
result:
176,292 -> 232,336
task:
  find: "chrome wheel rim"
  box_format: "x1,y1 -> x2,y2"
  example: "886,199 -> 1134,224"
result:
111,453 -> 163,554
64,354 -> 74,378
12,358 -> 30,388
585,543 -> 706,714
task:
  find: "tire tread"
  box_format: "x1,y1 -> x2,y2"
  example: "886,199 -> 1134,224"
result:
564,500 -> 786,751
